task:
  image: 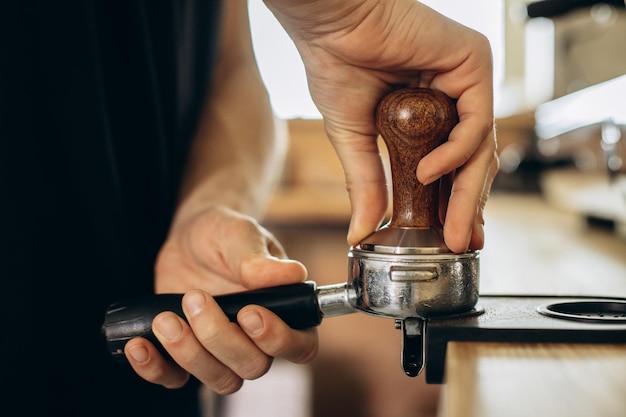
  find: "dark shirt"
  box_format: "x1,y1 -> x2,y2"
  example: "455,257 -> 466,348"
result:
0,1 -> 222,415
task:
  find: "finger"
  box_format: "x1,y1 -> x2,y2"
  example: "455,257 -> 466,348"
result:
468,153 -> 499,250
326,131 -> 388,246
417,90 -> 493,185
442,129 -> 497,252
181,291 -> 274,382
345,172 -> 388,247
193,211 -> 308,289
236,225 -> 308,288
152,308 -> 244,395
238,305 -> 319,364
438,172 -> 454,225
125,337 -> 190,389
239,257 -> 308,289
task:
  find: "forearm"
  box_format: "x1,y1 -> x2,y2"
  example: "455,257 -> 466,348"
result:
176,69 -> 282,220
175,2 -> 284,223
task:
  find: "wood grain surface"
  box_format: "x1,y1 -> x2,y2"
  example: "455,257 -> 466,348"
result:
375,88 -> 457,229
439,342 -> 626,417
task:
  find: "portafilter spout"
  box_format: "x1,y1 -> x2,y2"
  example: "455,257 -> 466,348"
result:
101,88 -> 480,378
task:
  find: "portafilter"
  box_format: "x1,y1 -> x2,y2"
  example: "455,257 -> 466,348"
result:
102,88 -> 480,377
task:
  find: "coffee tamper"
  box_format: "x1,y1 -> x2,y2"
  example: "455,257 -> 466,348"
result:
102,88 -> 480,377
348,88 -> 480,376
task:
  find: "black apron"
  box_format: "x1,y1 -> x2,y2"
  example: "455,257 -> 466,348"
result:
0,1 -> 222,415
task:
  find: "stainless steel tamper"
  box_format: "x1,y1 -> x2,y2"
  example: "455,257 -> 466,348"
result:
102,88 -> 480,377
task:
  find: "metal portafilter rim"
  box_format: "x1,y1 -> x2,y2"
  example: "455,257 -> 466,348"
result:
358,227 -> 451,255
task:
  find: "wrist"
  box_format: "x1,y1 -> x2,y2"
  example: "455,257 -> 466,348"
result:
174,168 -> 268,225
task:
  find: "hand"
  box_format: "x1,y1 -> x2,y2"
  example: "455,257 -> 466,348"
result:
124,206 -> 318,394
265,0 -> 499,252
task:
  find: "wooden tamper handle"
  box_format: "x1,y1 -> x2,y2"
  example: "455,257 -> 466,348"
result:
375,88 -> 458,229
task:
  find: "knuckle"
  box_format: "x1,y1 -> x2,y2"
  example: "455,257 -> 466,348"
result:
162,374 -> 191,390
196,325 -> 221,346
271,330 -> 319,364
212,374 -> 244,396
228,213 -> 260,236
463,149 -> 474,165
239,357 -> 272,381
293,340 -> 319,364
139,366 -> 189,389
140,367 -> 168,383
193,319 -> 237,349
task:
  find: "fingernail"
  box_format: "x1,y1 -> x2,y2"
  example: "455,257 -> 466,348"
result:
420,174 -> 439,186
155,315 -> 183,341
239,311 -> 264,336
126,345 -> 149,363
183,291 -> 206,317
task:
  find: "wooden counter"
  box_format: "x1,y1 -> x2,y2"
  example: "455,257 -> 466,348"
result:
436,191 -> 626,417
439,342 -> 626,417
258,119 -> 626,417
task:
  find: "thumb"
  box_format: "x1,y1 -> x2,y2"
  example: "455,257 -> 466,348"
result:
240,256 -> 308,290
235,226 -> 308,289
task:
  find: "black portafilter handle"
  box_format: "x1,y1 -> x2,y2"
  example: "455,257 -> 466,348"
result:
102,282 -> 322,362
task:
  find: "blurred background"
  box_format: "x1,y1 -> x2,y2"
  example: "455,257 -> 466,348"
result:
208,1 -> 626,416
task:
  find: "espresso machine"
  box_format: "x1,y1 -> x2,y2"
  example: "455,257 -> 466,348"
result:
102,88 -> 626,381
